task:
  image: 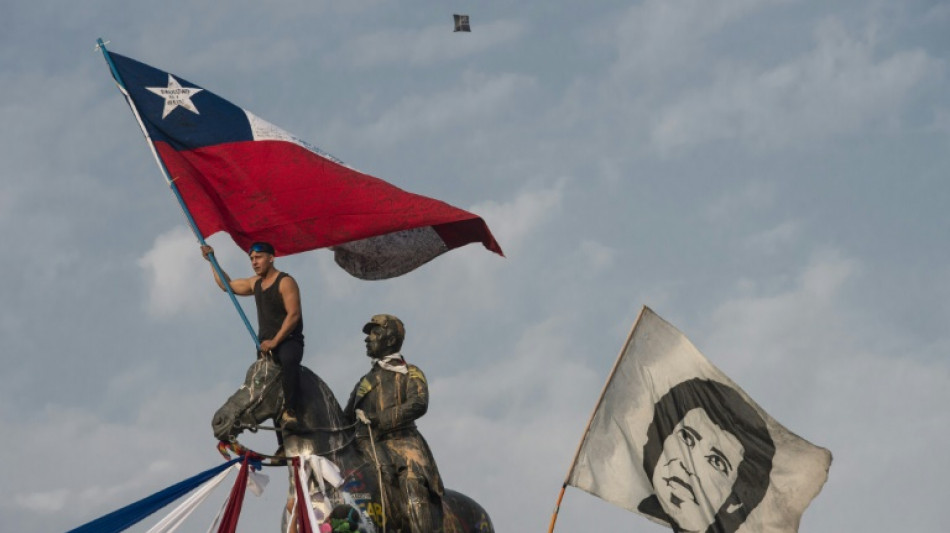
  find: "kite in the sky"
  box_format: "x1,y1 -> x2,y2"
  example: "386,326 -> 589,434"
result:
454,14 -> 471,32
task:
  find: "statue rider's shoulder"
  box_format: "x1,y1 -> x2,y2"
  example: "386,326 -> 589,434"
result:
407,365 -> 426,383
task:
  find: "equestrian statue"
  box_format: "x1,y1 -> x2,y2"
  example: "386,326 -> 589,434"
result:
212,315 -> 493,533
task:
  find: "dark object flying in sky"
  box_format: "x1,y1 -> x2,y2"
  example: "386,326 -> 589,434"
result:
454,14 -> 471,32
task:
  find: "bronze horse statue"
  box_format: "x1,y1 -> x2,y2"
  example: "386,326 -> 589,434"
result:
212,355 -> 494,532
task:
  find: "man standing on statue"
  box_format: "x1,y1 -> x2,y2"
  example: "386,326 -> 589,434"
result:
344,314 -> 445,533
201,242 -> 304,432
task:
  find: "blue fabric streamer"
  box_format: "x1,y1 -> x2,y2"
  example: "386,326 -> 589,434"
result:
67,458 -> 241,533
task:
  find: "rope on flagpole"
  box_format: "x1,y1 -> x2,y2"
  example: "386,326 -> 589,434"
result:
95,37 -> 260,350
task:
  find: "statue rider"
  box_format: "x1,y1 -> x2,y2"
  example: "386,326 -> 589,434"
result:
201,242 -> 304,450
344,314 -> 445,533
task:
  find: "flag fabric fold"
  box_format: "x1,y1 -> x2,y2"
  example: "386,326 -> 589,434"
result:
105,51 -> 503,280
567,307 -> 832,533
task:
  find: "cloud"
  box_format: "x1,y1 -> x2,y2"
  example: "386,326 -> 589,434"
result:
698,248 -> 950,531
138,227 -> 242,318
649,19 -> 939,153
705,181 -> 778,224
337,19 -> 524,69
707,249 -> 860,372
14,490 -> 69,514
610,0 -> 788,79
374,181 -> 565,328
0,381 -> 234,531
186,37 -> 304,74
743,220 -> 801,254
357,70 -> 536,145
924,2 -> 950,23
471,180 -> 565,253
0,184 -> 14,220
578,240 -> 617,272
426,315 -> 604,529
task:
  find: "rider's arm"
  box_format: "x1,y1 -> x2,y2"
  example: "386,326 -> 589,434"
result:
272,276 -> 302,343
343,377 -> 368,422
201,245 -> 255,295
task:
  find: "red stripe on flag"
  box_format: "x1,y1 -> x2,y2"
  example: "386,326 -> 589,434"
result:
155,140 -> 502,259
433,217 -> 503,254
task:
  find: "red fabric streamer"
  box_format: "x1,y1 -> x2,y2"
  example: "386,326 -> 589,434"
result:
292,457 -> 315,533
217,455 -> 251,533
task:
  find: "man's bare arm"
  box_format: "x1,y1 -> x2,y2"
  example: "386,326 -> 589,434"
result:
201,245 -> 255,296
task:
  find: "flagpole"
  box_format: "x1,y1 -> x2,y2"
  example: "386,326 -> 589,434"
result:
546,482 -> 568,533
547,305 -> 648,533
96,38 -> 260,350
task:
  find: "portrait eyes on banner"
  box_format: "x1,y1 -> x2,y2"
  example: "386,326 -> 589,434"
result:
638,378 -> 776,533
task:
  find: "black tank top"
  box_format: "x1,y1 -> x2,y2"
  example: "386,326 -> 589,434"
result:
254,272 -> 304,342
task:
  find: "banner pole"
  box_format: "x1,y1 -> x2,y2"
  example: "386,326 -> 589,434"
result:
548,305 -> 648,532
546,482 -> 567,533
96,38 -> 260,349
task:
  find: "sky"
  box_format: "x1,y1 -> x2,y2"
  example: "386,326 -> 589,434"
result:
2,0 -> 949,531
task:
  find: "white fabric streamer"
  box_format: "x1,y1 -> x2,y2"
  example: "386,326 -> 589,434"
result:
205,496 -> 230,533
307,455 -> 344,492
296,461 -> 321,529
285,455 -> 346,531
146,465 -> 236,533
247,469 -> 270,497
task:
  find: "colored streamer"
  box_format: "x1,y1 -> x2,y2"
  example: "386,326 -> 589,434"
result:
67,458 -> 240,533
293,457 -> 317,533
146,465 -> 237,533
216,455 -> 251,533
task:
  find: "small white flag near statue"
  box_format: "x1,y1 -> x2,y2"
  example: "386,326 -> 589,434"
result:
549,306 -> 831,533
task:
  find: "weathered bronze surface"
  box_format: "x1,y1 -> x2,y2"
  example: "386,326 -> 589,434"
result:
344,314 -> 445,532
212,351 -> 492,532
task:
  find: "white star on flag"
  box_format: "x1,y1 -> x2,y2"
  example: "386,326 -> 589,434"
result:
146,74 -> 203,119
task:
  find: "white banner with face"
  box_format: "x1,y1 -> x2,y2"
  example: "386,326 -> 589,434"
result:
567,307 -> 832,533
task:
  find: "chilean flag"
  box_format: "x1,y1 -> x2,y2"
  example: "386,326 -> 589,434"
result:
106,52 -> 503,280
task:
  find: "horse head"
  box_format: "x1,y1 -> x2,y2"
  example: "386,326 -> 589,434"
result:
212,355 -> 285,442
212,354 -> 352,461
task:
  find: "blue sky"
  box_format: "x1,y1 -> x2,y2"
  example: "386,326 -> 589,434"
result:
2,1 -> 949,531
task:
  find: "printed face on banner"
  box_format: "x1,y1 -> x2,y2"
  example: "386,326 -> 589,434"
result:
566,309 -> 830,533
652,407 -> 745,532
636,378 -> 776,533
